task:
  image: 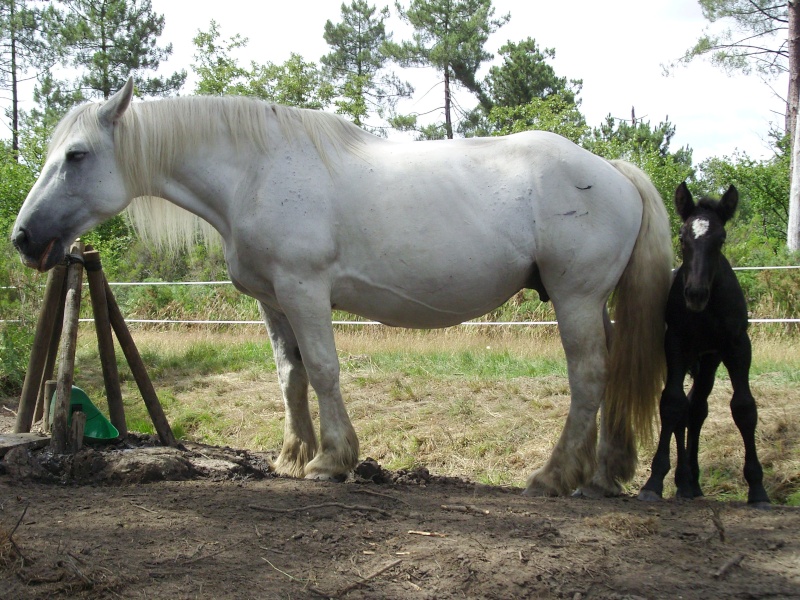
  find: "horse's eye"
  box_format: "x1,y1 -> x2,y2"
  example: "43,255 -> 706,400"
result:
66,150 -> 87,162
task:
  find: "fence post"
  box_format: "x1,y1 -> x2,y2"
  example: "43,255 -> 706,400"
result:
103,277 -> 177,447
14,263 -> 67,433
51,244 -> 85,453
84,250 -> 127,437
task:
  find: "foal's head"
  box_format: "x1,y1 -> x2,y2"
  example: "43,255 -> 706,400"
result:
674,182 -> 738,312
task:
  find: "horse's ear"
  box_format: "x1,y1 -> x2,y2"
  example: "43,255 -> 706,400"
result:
98,77 -> 134,126
717,184 -> 739,224
674,181 -> 694,221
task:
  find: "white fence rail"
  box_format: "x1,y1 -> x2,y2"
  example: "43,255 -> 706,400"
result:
3,266 -> 799,326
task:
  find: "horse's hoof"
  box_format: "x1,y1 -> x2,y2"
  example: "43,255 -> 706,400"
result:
748,501 -> 772,511
304,472 -> 348,483
637,489 -> 663,502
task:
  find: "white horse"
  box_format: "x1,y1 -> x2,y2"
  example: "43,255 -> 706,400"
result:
12,79 -> 672,496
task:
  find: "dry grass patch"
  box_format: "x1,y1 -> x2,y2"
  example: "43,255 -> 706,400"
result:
56,325 -> 800,500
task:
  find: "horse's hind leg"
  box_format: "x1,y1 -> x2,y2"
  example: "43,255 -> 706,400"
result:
525,299 -> 606,496
724,336 -> 770,506
260,303 -> 318,478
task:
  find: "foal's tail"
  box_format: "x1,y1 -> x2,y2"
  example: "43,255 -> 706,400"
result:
604,160 -> 673,479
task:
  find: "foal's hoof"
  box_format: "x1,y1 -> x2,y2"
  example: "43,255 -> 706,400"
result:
305,472 -> 348,483
748,501 -> 772,511
637,489 -> 663,502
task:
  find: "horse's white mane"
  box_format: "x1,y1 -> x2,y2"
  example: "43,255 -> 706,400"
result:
50,96 -> 369,251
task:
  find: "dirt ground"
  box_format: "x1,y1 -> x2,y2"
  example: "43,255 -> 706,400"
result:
0,427 -> 798,600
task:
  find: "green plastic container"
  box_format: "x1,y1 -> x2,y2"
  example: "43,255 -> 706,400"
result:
49,386 -> 120,441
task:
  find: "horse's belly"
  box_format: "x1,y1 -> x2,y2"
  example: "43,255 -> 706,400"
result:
331,265 -> 528,328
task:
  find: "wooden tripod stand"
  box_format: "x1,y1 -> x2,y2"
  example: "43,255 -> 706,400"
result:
13,242 -> 177,453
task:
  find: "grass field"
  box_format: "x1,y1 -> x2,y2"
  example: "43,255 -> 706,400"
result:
65,324 -> 800,504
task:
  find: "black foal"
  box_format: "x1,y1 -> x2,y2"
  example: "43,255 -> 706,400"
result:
638,182 -> 770,507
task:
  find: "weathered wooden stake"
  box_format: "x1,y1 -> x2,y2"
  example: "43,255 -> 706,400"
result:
103,277 -> 177,447
42,379 -> 57,434
51,245 -> 85,454
68,410 -> 86,453
14,263 -> 67,433
33,280 -> 67,425
84,250 -> 127,437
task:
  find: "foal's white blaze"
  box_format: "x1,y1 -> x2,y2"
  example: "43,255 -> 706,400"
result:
691,218 -> 710,239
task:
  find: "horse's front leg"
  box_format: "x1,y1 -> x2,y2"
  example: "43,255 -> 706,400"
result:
639,333 -> 689,502
275,280 -> 359,481
525,299 -> 607,496
259,303 -> 318,478
681,354 -> 719,498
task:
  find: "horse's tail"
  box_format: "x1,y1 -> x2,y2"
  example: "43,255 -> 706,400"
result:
604,160 -> 673,479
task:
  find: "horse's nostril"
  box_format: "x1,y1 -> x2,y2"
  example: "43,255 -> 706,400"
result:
12,227 -> 28,251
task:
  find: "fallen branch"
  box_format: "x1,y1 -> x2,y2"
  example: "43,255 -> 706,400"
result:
408,530 -> 446,538
1,504 -> 29,563
441,504 -> 489,515
336,559 -> 403,597
249,502 -> 390,517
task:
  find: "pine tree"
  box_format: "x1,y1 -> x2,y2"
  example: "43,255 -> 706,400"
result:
0,0 -> 57,157
388,0 -> 508,139
321,1 -> 412,132
55,0 -> 185,99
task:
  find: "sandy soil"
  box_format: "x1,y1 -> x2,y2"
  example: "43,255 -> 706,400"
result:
1,432 -> 799,600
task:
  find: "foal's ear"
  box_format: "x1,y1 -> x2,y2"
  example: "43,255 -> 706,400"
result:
98,77 -> 134,127
674,181 -> 695,221
717,184 -> 739,224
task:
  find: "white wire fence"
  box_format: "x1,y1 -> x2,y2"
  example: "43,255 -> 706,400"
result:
2,265 -> 799,326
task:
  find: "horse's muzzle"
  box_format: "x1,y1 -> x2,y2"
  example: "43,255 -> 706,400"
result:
683,285 -> 709,312
11,227 -> 62,272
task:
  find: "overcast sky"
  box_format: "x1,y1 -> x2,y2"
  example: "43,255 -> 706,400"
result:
151,1 -> 788,162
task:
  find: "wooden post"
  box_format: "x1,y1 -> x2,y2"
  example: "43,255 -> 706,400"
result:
14,263 -> 67,433
33,279 -> 67,425
84,250 -> 127,437
51,245 -> 85,454
68,410 -> 86,453
103,277 -> 177,447
42,379 -> 57,434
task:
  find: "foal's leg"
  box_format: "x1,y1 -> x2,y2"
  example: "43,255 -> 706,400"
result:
260,303 -> 317,477
680,354 -> 719,498
525,299 -> 606,496
724,336 -> 770,506
639,333 -> 689,501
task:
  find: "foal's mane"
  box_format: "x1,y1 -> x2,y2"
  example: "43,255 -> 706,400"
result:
50,96 -> 368,250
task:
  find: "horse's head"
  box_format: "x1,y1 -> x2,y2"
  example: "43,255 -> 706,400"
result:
674,181 -> 738,312
11,78 -> 135,271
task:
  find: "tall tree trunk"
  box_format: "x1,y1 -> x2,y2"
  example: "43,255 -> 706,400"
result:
444,67 -> 453,139
10,0 -> 18,160
789,1 -> 800,141
790,95 -> 800,251
789,2 -> 800,250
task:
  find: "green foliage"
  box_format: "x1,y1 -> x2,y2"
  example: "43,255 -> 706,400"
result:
487,93 -> 587,143
192,21 -> 333,108
676,0 -> 788,77
0,242 -> 42,396
485,38 -> 582,109
697,136 -> 790,242
389,0 -> 509,138
54,0 -> 186,99
321,1 -> 412,130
